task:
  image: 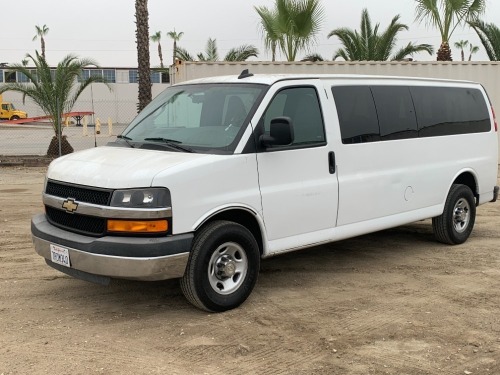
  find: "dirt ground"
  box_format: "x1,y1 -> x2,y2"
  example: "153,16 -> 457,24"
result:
0,166 -> 499,375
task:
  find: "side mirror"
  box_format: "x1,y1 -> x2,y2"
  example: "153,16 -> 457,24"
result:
259,117 -> 294,147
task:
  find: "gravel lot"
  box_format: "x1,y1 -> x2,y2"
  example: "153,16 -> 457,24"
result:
0,166 -> 499,374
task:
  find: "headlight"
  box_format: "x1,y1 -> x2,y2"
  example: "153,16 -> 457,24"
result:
110,188 -> 171,208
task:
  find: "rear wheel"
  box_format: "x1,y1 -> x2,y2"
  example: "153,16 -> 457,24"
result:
432,184 -> 476,245
180,220 -> 260,312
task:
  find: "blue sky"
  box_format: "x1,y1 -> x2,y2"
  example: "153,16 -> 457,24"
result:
2,0 -> 499,67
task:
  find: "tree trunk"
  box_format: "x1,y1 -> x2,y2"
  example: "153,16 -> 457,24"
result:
437,42 -> 452,61
41,37 -> 46,60
158,43 -> 164,68
46,135 -> 74,157
135,0 -> 152,112
173,40 -> 177,65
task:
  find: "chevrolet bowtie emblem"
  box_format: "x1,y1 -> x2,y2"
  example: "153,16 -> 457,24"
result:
62,198 -> 79,213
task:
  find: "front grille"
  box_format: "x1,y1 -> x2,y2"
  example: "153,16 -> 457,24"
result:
46,206 -> 106,236
46,181 -> 112,206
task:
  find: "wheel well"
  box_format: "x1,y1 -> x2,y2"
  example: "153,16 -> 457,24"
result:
453,172 -> 478,199
198,209 -> 264,255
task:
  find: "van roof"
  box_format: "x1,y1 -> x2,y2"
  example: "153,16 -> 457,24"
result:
177,73 -> 477,86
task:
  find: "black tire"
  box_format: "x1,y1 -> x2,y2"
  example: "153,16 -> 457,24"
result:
432,184 -> 476,245
180,220 -> 260,312
10,115 -> 20,120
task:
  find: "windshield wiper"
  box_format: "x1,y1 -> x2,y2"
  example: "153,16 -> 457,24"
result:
143,137 -> 193,153
116,134 -> 135,148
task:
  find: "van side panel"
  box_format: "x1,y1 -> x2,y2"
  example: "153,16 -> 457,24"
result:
329,80 -> 498,227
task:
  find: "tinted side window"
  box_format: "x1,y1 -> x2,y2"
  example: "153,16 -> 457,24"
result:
410,86 -> 490,137
331,86 -> 380,144
263,86 -> 326,146
371,86 -> 418,140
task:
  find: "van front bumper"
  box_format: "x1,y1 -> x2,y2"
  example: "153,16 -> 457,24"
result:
31,213 -> 193,282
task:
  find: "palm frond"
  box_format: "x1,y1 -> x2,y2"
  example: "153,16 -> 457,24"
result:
175,46 -> 194,61
224,45 -> 259,61
469,20 -> 500,60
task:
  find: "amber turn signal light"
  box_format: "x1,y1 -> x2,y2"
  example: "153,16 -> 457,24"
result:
107,219 -> 168,233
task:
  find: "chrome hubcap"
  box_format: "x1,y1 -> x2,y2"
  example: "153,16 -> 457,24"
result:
453,198 -> 470,233
208,242 -> 248,295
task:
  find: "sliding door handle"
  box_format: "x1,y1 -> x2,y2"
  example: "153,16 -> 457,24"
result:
328,151 -> 336,174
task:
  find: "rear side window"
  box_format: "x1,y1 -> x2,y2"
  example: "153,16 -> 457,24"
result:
410,86 -> 490,137
332,84 -> 490,144
331,86 -> 380,144
371,86 -> 418,140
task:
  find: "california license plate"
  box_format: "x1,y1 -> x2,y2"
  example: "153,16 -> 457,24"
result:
50,244 -> 71,268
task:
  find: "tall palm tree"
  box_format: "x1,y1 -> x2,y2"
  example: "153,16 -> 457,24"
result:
150,31 -> 164,68
454,39 -> 469,60
33,24 -> 49,60
167,30 -> 184,65
469,20 -> 500,61
255,0 -> 325,61
328,9 -> 434,61
135,0 -> 152,112
0,52 -> 109,156
414,0 -> 486,61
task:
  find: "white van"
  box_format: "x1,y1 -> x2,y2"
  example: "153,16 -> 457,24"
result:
32,72 -> 499,312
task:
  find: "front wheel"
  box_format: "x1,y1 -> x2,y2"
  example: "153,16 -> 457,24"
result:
180,220 -> 260,312
10,115 -> 20,120
432,184 -> 476,245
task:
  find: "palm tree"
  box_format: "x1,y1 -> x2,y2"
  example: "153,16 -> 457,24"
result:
454,39 -> 469,60
469,20 -> 500,61
224,45 -> 259,61
0,52 -> 110,156
468,43 -> 480,60
175,39 -> 258,62
150,31 -> 164,68
135,0 -> 152,112
197,38 -> 219,61
255,6 -> 280,61
328,9 -> 434,61
167,30 -> 184,65
175,46 -> 195,62
32,24 -> 49,60
301,53 -> 324,61
255,0 -> 325,61
414,0 -> 486,61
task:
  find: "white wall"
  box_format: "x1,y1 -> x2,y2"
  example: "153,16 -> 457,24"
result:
4,82 -> 169,124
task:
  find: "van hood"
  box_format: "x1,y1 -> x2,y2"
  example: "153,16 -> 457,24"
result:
47,146 -> 208,189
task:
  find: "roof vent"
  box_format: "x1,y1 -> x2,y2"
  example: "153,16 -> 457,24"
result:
238,69 -> 254,79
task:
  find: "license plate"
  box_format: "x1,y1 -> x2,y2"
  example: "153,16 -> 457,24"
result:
50,244 -> 71,268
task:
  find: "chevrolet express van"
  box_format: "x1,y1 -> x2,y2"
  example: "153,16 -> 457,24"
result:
32,72 -> 499,312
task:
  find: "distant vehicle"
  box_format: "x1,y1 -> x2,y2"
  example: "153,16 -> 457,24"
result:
31,72 -> 499,312
0,95 -> 27,120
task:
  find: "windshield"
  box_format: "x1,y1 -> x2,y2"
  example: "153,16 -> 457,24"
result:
122,83 -> 267,154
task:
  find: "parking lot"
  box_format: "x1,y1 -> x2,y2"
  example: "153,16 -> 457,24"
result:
0,122 -> 127,156
0,166 -> 499,374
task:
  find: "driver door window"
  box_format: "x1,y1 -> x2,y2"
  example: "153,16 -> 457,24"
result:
263,87 -> 326,146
